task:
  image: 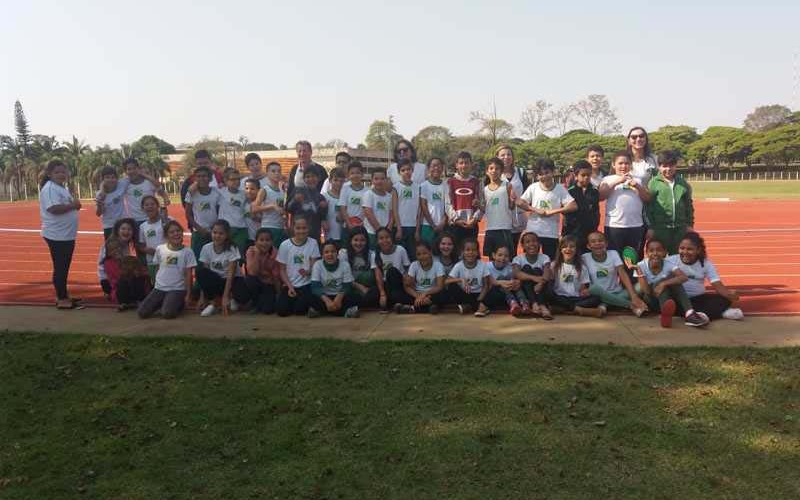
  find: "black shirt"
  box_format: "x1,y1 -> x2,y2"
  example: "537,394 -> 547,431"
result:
563,184 -> 600,240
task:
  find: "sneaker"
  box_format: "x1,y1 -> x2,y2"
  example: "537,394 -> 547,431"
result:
395,304 -> 415,314
632,305 -> 647,318
457,304 -> 471,315
575,306 -> 605,318
429,304 -> 440,315
229,299 -> 239,312
200,304 -> 217,317
685,311 -> 710,327
722,308 -> 744,320
520,303 -> 532,316
474,304 -> 490,317
307,307 -> 321,318
509,302 -> 522,317
660,299 -> 676,328
344,306 -> 360,318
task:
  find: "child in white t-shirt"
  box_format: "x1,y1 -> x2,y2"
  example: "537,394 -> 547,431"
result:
392,159 -> 421,258
196,220 -> 248,317
374,226 -> 410,307
136,195 -> 171,284
322,168 -> 346,245
340,226 -> 386,311
94,166 -> 127,239
583,231 -> 647,317
482,157 -> 515,259
394,240 -> 447,314
184,166 -> 221,259
276,216 -> 320,316
216,168 -> 248,257
544,236 -> 604,318
419,157 -> 448,245
486,245 -> 530,316
362,169 -> 394,248
253,161 -> 288,248
445,239 -> 492,317
137,220 -> 196,319
599,151 -> 651,261
512,232 -> 551,319
308,240 -> 361,318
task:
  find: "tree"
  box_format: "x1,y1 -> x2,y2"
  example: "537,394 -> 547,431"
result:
238,135 -> 249,151
412,125 -> 454,163
63,135 -> 92,187
279,144 -> 288,150
470,98 -> 514,146
751,123 -> 800,165
14,101 -> 30,157
571,94 -> 622,135
244,142 -> 277,151
551,104 -> 576,136
648,126 -> 701,159
324,138 -> 347,149
518,100 -> 554,139
131,135 -> 176,155
365,119 -> 402,152
685,127 -> 753,167
743,104 -> 792,132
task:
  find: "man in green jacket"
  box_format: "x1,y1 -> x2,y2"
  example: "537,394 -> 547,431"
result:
646,150 -> 694,254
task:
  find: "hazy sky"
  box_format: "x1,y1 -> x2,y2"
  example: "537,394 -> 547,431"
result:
1,0 -> 797,148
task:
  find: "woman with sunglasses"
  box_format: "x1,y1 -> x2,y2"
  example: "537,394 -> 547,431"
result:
387,140 -> 428,188
625,127 -> 658,185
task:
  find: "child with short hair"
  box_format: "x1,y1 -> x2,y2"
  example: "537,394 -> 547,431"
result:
646,149 -> 695,254
340,226 -> 385,310
374,226 -> 411,308
483,157 -> 515,258
512,232 -> 552,319
241,152 -> 268,189
392,158 -> 421,257
361,169 -> 394,248
95,166 -> 126,239
242,178 -> 262,249
563,160 -> 600,252
196,220 -> 249,317
122,157 -> 170,224
544,236 -> 605,318
308,241 -> 361,318
636,238 -> 709,328
287,169 -> 327,242
136,196 -> 171,283
253,161 -> 287,248
276,216 -> 320,316
446,151 -> 482,252
394,240 -> 448,314
137,220 -> 196,319
323,167 -> 346,245
586,145 -> 605,187
419,157 -> 447,245
583,231 -> 647,317
599,151 -> 652,259
518,158 -> 576,259
245,228 -> 281,315
184,166 -> 221,259
446,239 -> 492,317
487,245 -> 530,316
338,160 -> 368,241
216,167 -> 249,257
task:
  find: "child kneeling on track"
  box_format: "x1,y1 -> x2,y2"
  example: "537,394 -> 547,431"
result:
667,232 -> 743,321
544,235 -> 605,318
446,238 -> 493,317
308,241 -> 362,318
487,245 -> 531,317
374,226 -> 411,309
512,232 -> 552,319
394,240 -> 448,314
99,219 -> 150,311
583,231 -> 648,317
635,238 -> 710,328
276,216 -> 320,316
340,226 -> 386,310
99,217 -> 136,300
196,220 -> 249,317
138,220 -> 196,319
245,228 -> 281,315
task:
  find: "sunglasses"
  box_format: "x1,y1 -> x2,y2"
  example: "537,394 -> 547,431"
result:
629,134 -> 646,140
397,147 -> 410,153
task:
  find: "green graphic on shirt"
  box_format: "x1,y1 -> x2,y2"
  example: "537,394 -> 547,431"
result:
420,278 -> 432,287
231,198 -> 242,207
199,202 -> 211,211
324,278 -> 339,287
468,277 -> 478,286
402,189 -> 412,199
491,197 -> 499,206
244,212 -> 252,218
212,261 -> 224,270
293,254 -> 305,264
432,192 -> 442,200
146,229 -> 156,238
383,262 -> 392,271
596,269 -> 609,278
562,274 -> 575,283
166,256 -> 178,265
376,201 -> 387,210
350,196 -> 361,205
538,200 -> 552,209
277,199 -> 285,208
133,189 -> 143,197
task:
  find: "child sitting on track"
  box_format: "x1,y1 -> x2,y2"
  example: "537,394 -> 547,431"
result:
340,226 -> 385,310
512,232 -> 552,319
245,228 -> 281,315
394,240 -> 448,314
196,220 -> 249,317
544,235 -> 605,318
276,216 -> 320,316
582,231 -> 647,317
446,238 -> 492,317
308,240 -> 361,318
487,245 -> 531,317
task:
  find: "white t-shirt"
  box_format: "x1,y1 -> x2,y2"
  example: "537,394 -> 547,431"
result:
311,260 -> 354,296
581,250 -> 624,293
243,200 -> 260,240
420,180 -> 446,227
199,243 -> 242,278
388,161 -> 427,187
521,182 -> 574,238
138,218 -> 171,264
450,260 -> 490,293
322,190 -> 342,241
123,178 -> 157,222
361,189 -> 392,234
631,156 -> 657,185
601,175 -> 645,228
153,244 -> 197,291
487,261 -> 514,281
338,248 -> 376,272
217,187 -> 247,228
184,189 -> 221,231
40,181 -> 79,241
484,182 -> 513,231
551,261 -> 590,298
434,256 -> 456,277
338,183 -> 367,222
590,172 -> 604,188
95,183 -> 127,229
239,175 -> 270,191
666,255 -> 721,298
634,258 -> 678,286
512,253 -> 551,273
394,181 -> 420,227
375,245 -> 410,274
407,259 -> 445,292
503,169 -> 527,233
277,237 -> 320,287
259,183 -> 286,229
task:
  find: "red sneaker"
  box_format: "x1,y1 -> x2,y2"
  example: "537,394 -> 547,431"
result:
510,302 -> 522,317
660,299 -> 676,328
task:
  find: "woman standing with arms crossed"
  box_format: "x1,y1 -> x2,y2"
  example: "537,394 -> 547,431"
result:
39,159 -> 82,309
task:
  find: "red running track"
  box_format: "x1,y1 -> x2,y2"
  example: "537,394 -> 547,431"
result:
1,200 -> 799,315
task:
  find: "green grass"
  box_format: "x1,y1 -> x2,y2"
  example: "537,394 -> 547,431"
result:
1,334 -> 799,499
689,180 -> 800,200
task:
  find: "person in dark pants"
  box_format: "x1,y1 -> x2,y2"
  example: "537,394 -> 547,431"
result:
599,151 -> 651,260
245,228 -> 281,314
563,160 -> 600,253
39,160 -> 82,309
286,140 -> 329,202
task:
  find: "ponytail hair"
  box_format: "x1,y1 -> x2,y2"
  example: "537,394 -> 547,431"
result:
680,231 -> 707,266
211,219 -> 233,251
373,226 -> 394,269
40,159 -> 67,188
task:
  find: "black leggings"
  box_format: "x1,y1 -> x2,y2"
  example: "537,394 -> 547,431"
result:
605,226 -> 644,259
384,267 -> 407,306
44,238 -> 75,300
447,283 -> 508,310
245,275 -> 277,314
544,287 -> 601,311
308,292 -> 362,316
117,277 -> 149,304
518,265 -> 545,304
277,284 -> 313,316
196,267 -> 249,302
678,293 -> 732,320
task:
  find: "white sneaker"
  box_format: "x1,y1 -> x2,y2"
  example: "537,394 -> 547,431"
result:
200,304 -> 217,317
229,299 -> 239,312
722,308 -> 744,320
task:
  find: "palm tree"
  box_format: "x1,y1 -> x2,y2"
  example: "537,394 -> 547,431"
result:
63,135 -> 91,191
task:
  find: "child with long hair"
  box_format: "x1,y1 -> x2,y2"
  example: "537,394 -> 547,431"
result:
99,218 -> 149,310
487,245 -> 531,317
340,226 -> 386,310
666,232 -> 743,321
582,231 -> 647,317
394,240 -> 448,314
308,241 -> 361,318
433,233 -> 457,277
136,195 -> 171,284
374,226 -> 411,308
196,220 -> 249,317
245,228 -> 281,315
636,238 -> 709,328
446,238 -> 492,317
545,236 -> 605,318
276,216 -> 320,316
512,232 -> 551,319
137,220 -> 196,319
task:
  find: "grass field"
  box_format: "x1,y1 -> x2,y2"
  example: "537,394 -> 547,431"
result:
1,333 -> 798,499
687,180 -> 800,200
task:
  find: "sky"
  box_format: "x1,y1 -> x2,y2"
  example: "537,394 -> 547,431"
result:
1,0 -> 798,148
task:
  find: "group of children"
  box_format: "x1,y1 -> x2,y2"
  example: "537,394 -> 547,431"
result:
94,145 -> 743,327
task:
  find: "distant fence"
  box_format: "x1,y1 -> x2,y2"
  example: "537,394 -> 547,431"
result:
682,171 -> 800,182
0,179 -> 183,202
